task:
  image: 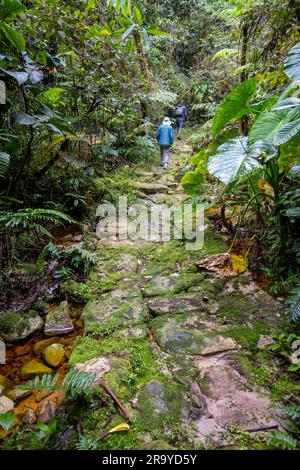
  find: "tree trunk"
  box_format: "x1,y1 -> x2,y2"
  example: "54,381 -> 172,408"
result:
133,30 -> 150,82
240,22 -> 250,135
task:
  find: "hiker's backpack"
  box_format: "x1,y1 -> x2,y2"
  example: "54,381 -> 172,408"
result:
175,105 -> 184,117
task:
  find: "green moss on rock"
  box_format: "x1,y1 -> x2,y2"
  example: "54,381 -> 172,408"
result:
222,323 -> 269,349
81,296 -> 149,336
137,380 -> 185,431
0,310 -> 43,341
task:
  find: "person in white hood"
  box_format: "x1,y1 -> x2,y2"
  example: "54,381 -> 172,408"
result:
156,117 -> 174,169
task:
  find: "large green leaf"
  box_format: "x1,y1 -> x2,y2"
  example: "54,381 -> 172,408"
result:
278,132 -> 300,171
207,137 -> 277,184
0,0 -> 25,21
249,108 -> 300,145
1,23 -> 25,51
133,6 -> 142,26
146,25 -> 168,36
212,77 -> 256,136
180,169 -> 205,195
273,98 -> 300,110
116,16 -> 133,28
284,41 -> 300,83
274,118 -> 300,146
207,128 -> 240,155
250,97 -> 277,114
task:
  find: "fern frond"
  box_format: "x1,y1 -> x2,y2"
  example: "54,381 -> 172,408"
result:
267,431 -> 298,450
148,89 -> 178,108
0,208 -> 77,232
17,373 -> 60,392
286,284 -> 300,323
281,404 -> 300,421
62,245 -> 97,275
62,369 -> 96,392
17,370 -> 95,394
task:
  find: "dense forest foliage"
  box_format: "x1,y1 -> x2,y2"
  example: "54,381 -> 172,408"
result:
1,0 -> 300,452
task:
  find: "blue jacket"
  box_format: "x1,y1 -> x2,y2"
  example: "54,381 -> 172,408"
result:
156,125 -> 174,146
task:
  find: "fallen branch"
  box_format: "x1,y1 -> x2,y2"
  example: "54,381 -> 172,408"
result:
99,379 -> 131,421
245,424 -> 278,433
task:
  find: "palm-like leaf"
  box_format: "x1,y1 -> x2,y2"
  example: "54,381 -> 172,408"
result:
207,137 -> 277,184
212,77 -> 256,136
0,152 -> 10,177
284,41 -> 300,83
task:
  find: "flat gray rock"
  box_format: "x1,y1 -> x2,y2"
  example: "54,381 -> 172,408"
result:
134,182 -> 169,194
44,301 -> 74,337
148,295 -> 204,316
152,314 -> 237,355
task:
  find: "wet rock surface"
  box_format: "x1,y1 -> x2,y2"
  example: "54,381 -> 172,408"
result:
42,343 -> 65,368
0,310 -> 43,342
20,359 -> 52,379
44,301 -> 74,337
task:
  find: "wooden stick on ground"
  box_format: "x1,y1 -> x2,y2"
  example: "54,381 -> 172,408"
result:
99,379 -> 131,421
245,424 -> 278,433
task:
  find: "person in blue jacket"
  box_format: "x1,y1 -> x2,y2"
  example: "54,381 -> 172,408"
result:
156,116 -> 174,169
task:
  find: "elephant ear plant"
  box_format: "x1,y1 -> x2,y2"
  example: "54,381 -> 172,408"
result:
182,40 -> 300,311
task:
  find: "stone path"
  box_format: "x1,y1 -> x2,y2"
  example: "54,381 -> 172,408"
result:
68,139 -> 285,449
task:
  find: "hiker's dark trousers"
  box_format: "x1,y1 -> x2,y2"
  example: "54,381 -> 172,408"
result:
176,117 -> 185,137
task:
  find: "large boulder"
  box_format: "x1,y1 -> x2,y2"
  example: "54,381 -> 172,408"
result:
44,301 -> 74,337
0,310 -> 43,342
20,359 -> 52,379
